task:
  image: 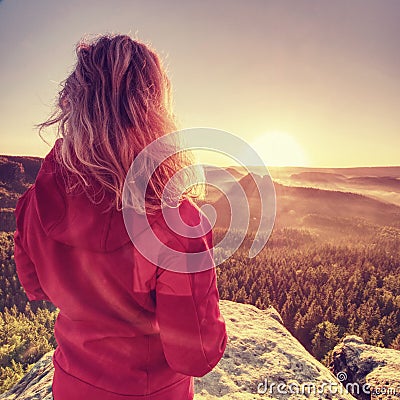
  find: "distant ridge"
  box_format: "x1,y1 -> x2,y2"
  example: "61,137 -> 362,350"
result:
1,156 -> 400,236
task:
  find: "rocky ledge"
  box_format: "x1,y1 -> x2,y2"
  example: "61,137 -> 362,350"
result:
332,335 -> 400,399
2,300 -> 399,399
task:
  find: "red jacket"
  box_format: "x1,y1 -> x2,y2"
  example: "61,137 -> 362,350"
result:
14,144 -> 227,400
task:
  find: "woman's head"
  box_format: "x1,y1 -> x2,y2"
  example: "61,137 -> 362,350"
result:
40,34 -> 195,212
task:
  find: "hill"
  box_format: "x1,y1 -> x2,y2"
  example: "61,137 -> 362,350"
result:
2,157 -> 399,236
0,156 -> 42,231
201,167 -> 400,239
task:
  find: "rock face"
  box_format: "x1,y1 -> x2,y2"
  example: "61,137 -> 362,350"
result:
332,335 -> 400,400
0,352 -> 54,400
195,301 -> 356,399
1,300 -> 358,400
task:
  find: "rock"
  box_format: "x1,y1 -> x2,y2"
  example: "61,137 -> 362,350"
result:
195,301 -> 356,399
1,300 -> 357,400
332,335 -> 400,399
0,352 -> 54,400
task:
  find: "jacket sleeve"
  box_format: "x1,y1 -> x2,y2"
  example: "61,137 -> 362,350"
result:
14,188 -> 50,302
155,231 -> 228,377
14,230 -> 50,301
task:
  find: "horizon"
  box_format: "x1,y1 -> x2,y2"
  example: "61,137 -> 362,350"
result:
1,152 -> 399,170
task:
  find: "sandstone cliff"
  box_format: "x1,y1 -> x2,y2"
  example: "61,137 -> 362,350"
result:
1,300 -> 358,400
332,335 -> 400,399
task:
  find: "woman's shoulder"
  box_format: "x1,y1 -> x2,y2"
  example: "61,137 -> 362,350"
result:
151,198 -> 212,251
177,198 -> 203,226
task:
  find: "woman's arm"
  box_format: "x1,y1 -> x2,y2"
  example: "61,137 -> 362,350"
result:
155,229 -> 227,377
156,268 -> 227,377
14,188 -> 50,302
14,229 -> 50,301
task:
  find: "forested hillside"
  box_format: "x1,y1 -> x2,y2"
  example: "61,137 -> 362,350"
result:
213,227 -> 400,362
1,156 -> 399,393
0,232 -> 57,391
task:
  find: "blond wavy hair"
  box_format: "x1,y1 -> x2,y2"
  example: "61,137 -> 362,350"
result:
39,34 -> 197,213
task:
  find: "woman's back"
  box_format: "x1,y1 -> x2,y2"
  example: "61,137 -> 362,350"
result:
14,34 -> 227,400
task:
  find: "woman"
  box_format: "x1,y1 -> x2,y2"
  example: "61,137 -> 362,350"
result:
14,34 -> 227,400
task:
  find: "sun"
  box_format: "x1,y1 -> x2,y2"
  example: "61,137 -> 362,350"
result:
249,131 -> 308,167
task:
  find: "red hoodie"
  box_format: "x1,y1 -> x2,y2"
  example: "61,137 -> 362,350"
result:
14,143 -> 227,400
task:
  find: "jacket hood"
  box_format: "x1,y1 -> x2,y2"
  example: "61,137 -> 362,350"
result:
34,143 -> 136,252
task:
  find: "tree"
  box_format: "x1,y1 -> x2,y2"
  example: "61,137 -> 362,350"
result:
311,321 -> 340,361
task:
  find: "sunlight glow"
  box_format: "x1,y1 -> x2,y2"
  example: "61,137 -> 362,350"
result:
250,131 -> 309,167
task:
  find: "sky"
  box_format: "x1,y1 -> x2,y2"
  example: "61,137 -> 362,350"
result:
0,0 -> 399,167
